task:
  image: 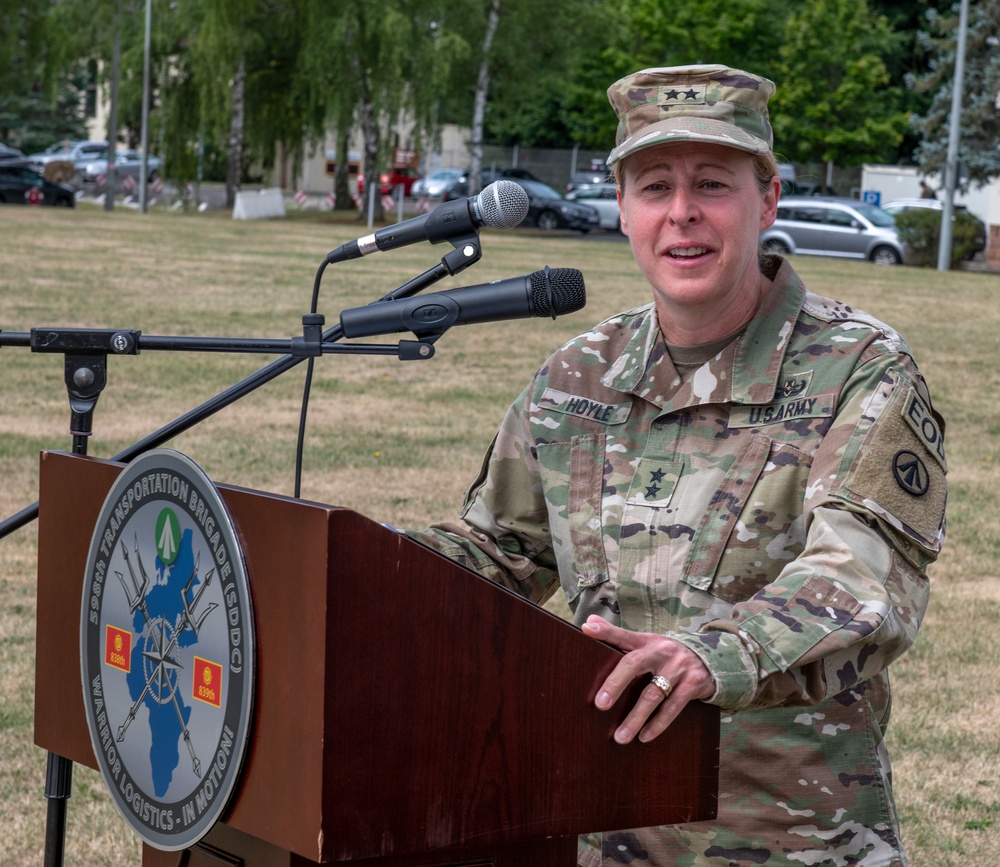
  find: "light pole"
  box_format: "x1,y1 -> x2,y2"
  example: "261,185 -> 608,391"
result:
139,0 -> 152,214
937,0 -> 970,271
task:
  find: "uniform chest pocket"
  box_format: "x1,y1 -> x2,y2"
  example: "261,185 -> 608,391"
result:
683,434 -> 812,604
536,433 -> 610,605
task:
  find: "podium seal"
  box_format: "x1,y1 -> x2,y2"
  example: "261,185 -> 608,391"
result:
80,449 -> 255,850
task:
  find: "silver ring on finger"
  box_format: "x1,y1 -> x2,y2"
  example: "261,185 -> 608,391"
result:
650,674 -> 672,700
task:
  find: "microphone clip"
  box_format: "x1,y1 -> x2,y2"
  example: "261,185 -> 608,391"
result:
290,313 -> 326,357
399,340 -> 436,361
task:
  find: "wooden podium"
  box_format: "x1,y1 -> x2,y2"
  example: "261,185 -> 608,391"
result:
34,451 -> 718,866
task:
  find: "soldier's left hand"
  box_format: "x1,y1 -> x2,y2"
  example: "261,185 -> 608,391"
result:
581,615 -> 715,744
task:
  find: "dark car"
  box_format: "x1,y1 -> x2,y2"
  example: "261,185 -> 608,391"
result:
512,178 -> 599,232
0,142 -> 25,161
567,169 -> 612,192
0,161 -> 76,206
482,166 -> 541,184
792,180 -> 837,197
428,167 -> 545,201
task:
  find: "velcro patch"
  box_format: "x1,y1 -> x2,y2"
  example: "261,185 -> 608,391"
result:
660,84 -> 706,106
626,458 -> 682,507
728,394 -> 834,428
901,389 -> 947,471
537,387 -> 631,425
844,383 -> 946,549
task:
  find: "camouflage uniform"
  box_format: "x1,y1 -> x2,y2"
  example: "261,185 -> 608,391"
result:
407,255 -> 946,867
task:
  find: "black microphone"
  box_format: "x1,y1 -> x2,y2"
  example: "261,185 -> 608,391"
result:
327,180 -> 530,263
339,267 -> 586,338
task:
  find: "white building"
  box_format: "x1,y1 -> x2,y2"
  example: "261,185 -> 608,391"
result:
272,124 -> 472,197
861,164 -> 1000,267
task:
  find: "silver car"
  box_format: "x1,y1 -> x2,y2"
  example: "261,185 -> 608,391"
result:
410,167 -> 467,199
566,184 -> 620,231
760,196 -> 904,265
81,149 -> 162,184
27,140 -> 109,173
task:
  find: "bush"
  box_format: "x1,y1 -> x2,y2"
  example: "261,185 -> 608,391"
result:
43,160 -> 78,185
893,207 -> 981,269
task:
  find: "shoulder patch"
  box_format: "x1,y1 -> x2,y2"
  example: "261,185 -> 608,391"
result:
842,383 -> 946,550
901,388 -> 946,472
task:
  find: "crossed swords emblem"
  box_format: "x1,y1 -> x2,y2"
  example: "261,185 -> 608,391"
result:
114,534 -> 218,778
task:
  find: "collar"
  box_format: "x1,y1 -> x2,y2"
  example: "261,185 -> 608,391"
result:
601,258 -> 806,412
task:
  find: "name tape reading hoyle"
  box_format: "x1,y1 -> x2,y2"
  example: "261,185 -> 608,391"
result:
80,449 -> 255,851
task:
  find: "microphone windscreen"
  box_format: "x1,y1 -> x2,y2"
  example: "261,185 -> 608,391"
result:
477,180 -> 530,229
527,268 -> 586,318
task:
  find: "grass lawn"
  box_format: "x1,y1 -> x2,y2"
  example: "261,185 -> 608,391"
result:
1,202 -> 998,865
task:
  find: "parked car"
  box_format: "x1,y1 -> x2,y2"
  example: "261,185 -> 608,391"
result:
0,142 -> 25,161
567,168 -> 612,192
881,197 -> 987,258
512,178 -> 600,232
81,148 -> 163,184
481,166 -> 541,184
791,180 -> 837,197
0,161 -> 76,206
760,196 -> 903,265
27,140 -> 108,173
358,165 -> 421,197
778,163 -> 796,195
411,167 -> 468,199
566,184 -> 620,230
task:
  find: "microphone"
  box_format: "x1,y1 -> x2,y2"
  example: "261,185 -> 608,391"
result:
327,180 -> 530,263
339,267 -> 586,338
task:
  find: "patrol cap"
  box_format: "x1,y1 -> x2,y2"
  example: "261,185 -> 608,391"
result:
606,64 -> 775,166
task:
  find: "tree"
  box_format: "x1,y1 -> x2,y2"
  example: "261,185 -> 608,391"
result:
428,0 -> 609,191
0,0 -> 52,148
910,0 -> 1000,189
296,0 -> 465,218
868,0 -> 954,161
548,0 -> 791,154
182,0 -> 272,207
771,0 -> 910,179
467,0 -> 500,195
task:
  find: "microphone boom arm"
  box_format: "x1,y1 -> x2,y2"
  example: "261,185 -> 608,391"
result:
0,319 -> 439,539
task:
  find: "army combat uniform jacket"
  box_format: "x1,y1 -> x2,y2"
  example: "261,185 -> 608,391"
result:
407,257 -> 946,867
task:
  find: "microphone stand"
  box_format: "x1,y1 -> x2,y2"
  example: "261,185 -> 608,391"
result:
0,234 -> 482,540
2,235 -> 482,867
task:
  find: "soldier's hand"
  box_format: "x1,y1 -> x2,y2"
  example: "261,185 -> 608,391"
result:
581,615 -> 715,744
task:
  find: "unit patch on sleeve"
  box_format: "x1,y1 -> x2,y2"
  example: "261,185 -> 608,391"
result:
842,383 -> 947,550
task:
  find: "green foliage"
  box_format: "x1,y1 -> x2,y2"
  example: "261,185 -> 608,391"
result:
909,0 -> 1000,188
0,64 -> 93,153
892,207 -> 981,269
475,0 -> 612,148
3,0 -> 995,189
772,0 -> 909,166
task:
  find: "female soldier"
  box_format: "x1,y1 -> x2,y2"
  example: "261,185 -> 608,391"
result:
408,65 -> 946,867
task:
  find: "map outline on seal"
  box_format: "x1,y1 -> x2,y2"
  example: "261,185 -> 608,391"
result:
79,448 -> 255,851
